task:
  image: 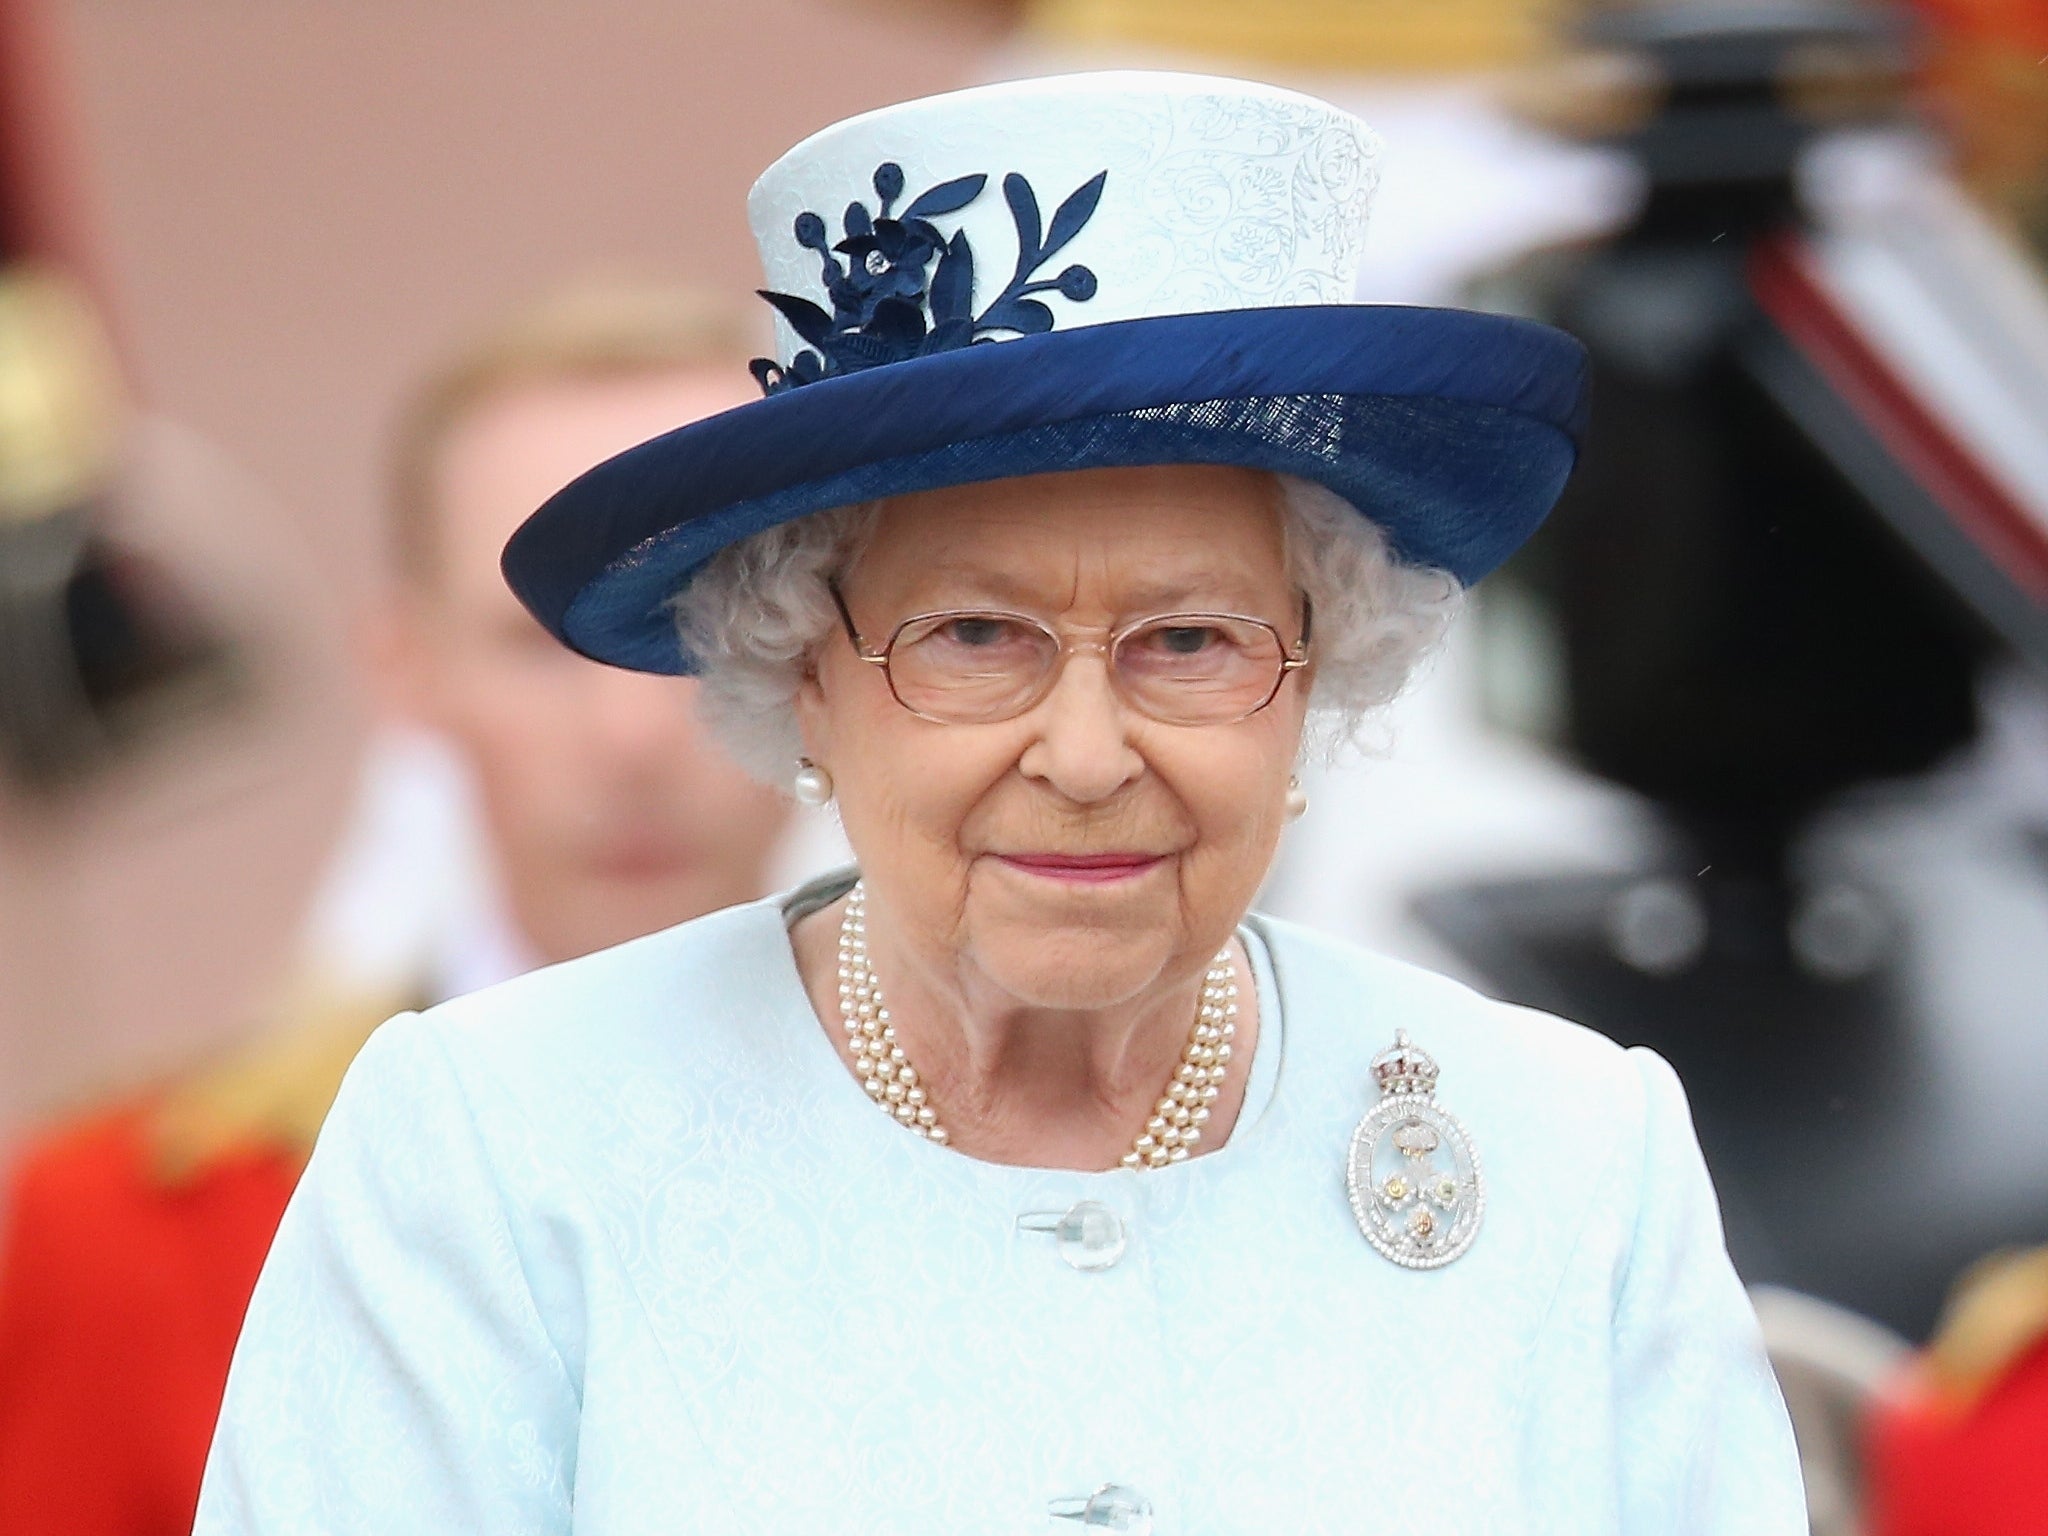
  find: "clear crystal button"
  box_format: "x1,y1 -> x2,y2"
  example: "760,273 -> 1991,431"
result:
1017,1200 -> 1127,1271
1049,1483 -> 1153,1532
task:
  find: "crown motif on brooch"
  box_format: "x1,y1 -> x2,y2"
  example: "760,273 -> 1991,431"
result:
1348,1030 -> 1483,1269
1369,1030 -> 1440,1097
749,160 -> 1107,395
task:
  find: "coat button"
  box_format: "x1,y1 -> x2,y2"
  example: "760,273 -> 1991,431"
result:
1016,1200 -> 1128,1271
1049,1483 -> 1153,1532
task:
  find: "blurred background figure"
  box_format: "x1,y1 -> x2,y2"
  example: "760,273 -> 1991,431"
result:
0,281 -> 806,1536
1864,1245 -> 2048,1535
348,283 -> 800,991
0,0 -> 375,1163
0,0 -> 995,1171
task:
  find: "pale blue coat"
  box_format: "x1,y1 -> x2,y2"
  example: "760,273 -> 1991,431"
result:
195,887 -> 1804,1534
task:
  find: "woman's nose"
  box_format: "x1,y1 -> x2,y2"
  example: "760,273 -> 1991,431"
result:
1016,654 -> 1144,803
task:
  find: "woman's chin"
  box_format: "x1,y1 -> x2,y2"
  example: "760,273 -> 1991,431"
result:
966,928 -> 1178,1011
955,859 -> 1206,1007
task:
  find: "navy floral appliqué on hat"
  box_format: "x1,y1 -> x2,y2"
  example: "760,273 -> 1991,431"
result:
750,162 -> 1107,394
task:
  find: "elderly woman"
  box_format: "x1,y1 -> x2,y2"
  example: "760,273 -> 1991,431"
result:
197,72 -> 1803,1534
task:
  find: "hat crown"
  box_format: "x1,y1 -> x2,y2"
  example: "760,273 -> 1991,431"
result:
746,72 -> 1381,390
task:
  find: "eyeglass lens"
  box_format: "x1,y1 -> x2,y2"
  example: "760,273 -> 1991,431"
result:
884,611 -> 1292,725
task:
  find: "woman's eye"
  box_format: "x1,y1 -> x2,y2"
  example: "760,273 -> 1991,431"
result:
1120,619 -> 1280,683
1128,624 -> 1228,663
1153,625 -> 1219,655
943,616 -> 1017,648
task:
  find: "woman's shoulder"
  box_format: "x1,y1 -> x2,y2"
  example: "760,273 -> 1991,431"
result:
1250,909 -> 1642,1093
444,895 -> 791,1035
1250,914 -> 1734,1327
357,896 -> 805,1120
1247,909 -> 1703,1242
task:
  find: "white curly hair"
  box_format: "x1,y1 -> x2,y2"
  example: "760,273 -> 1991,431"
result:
672,472 -> 1464,786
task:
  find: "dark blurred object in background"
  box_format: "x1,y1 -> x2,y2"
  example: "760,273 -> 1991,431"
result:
1424,0 -> 2048,1352
0,0 -> 356,1165
0,267 -> 236,792
1501,0 -> 2026,850
0,0 -> 238,797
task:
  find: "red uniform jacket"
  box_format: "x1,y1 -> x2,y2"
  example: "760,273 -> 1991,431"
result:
0,992 -> 389,1536
1865,1248 -> 2048,1536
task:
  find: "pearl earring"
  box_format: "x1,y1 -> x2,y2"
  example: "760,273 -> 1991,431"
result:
792,758 -> 835,807
1285,777 -> 1309,820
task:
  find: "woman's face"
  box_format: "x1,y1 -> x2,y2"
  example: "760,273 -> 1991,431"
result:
797,464 -> 1310,1010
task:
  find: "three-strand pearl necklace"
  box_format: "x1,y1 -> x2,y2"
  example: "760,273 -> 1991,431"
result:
835,881 -> 1239,1168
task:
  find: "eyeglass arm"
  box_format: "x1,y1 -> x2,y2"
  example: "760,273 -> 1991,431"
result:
1282,594 -> 1314,669
828,581 -> 890,665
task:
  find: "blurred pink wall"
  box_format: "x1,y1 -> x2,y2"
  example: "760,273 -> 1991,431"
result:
0,0 -> 992,1152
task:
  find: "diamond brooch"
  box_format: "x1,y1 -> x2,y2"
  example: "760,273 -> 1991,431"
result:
1346,1031 -> 1484,1269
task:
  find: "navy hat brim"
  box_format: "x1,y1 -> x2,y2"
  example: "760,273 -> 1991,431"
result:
502,304 -> 1589,675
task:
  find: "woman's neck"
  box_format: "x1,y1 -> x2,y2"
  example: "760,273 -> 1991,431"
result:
791,895 -> 1259,1170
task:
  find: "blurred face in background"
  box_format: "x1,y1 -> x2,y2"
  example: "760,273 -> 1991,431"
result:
381,365 -> 791,965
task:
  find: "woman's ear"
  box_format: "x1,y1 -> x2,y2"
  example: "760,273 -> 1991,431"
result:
793,654 -> 832,764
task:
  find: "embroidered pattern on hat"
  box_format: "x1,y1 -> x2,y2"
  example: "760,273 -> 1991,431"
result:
750,162 -> 1106,394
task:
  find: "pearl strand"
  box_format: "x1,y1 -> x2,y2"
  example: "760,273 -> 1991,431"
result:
835,882 -> 1238,1168
1125,946 -> 1237,1169
837,883 -> 945,1145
